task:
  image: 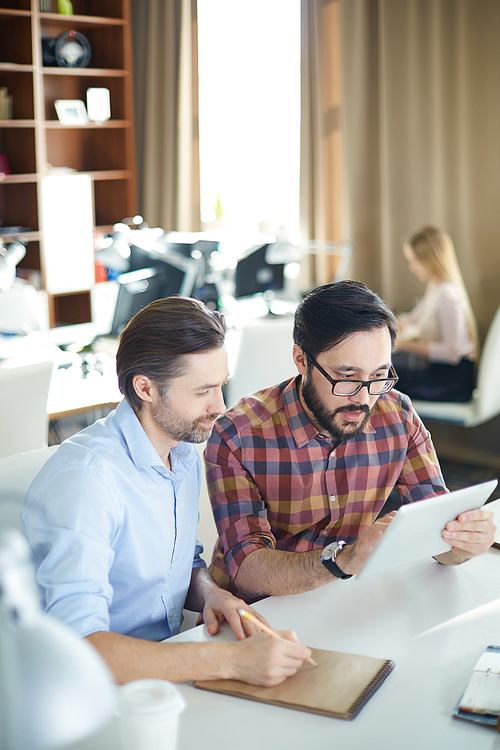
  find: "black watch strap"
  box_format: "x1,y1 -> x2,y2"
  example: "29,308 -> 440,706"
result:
322,556 -> 353,579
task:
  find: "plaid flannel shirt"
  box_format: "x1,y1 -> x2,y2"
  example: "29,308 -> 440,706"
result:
205,377 -> 447,593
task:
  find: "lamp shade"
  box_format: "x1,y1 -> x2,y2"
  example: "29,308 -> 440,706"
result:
0,240 -> 26,292
0,529 -> 117,750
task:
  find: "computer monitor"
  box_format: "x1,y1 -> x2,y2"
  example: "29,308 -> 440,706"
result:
162,231 -> 218,259
110,255 -> 197,336
234,244 -> 285,299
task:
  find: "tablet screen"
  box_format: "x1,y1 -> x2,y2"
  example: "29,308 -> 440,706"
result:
356,479 -> 498,580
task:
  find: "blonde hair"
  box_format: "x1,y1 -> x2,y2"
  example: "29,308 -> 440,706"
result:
404,225 -> 479,356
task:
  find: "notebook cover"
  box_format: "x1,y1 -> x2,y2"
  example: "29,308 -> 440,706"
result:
193,647 -> 395,720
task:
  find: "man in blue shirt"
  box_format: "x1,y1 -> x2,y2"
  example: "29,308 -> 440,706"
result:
22,296 -> 310,685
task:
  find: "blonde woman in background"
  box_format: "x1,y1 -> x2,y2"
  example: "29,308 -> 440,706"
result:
393,225 -> 478,402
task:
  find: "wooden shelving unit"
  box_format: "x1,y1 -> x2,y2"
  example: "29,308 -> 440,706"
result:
0,0 -> 136,327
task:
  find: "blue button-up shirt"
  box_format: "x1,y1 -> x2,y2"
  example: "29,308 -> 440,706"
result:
21,399 -> 206,641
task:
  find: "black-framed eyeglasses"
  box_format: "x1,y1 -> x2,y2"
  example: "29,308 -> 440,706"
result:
303,350 -> 399,397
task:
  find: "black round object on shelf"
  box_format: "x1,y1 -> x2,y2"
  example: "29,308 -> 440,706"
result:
54,30 -> 92,68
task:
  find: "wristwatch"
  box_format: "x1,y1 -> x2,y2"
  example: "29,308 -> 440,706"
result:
320,540 -> 352,579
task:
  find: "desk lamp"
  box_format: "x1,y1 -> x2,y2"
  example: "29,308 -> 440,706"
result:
264,225 -> 302,265
0,239 -> 26,293
0,529 -> 117,750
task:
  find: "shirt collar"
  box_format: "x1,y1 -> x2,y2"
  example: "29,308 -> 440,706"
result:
282,376 -> 376,448
114,399 -> 197,476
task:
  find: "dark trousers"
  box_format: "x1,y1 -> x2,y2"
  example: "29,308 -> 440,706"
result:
392,353 -> 475,403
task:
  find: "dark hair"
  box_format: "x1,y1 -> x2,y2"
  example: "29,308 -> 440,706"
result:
293,280 -> 397,358
116,296 -> 226,410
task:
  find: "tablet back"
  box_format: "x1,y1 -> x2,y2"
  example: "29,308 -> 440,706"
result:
356,480 -> 498,581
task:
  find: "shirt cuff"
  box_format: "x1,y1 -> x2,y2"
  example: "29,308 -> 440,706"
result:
226,538 -> 274,581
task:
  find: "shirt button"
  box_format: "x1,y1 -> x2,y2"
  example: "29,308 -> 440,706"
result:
330,495 -> 336,502
320,529 -> 328,536
169,610 -> 175,618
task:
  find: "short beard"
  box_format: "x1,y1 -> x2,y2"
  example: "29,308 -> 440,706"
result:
301,375 -> 372,443
152,390 -> 220,444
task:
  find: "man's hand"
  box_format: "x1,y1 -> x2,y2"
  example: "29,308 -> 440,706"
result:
202,586 -> 268,640
335,511 -> 396,576
438,506 -> 496,561
227,631 -> 312,687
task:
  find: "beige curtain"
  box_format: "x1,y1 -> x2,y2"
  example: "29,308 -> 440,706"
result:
341,0 -> 500,340
130,0 -> 201,231
300,0 -> 344,288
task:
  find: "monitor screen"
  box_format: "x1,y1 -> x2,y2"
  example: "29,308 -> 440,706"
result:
110,259 -> 196,336
234,244 -> 285,299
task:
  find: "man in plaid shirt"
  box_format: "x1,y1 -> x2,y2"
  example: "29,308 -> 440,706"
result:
205,281 -> 495,601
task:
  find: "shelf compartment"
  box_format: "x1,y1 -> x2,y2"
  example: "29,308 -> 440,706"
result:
17,238 -> 41,273
40,21 -> 124,69
0,16 -> 32,65
40,1 -> 124,18
46,126 -> 127,171
94,177 -> 132,227
0,127 -> 36,175
0,181 -> 38,231
52,290 -> 92,326
0,69 -> 34,119
44,73 -> 125,119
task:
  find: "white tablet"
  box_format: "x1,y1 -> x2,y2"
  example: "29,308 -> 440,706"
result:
356,479 -> 498,581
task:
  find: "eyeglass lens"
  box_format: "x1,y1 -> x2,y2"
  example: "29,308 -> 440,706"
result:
332,380 -> 394,396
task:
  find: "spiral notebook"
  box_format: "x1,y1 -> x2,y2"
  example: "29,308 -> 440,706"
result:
194,647 -> 395,720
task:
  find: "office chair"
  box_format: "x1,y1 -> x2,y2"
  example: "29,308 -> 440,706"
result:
0,360 -> 54,458
179,441 -> 219,632
0,445 -> 58,529
224,316 -> 296,408
411,304 -> 500,427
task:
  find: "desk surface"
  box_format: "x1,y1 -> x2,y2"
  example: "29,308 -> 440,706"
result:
47,366 -> 122,421
76,548 -> 500,750
170,551 -> 500,750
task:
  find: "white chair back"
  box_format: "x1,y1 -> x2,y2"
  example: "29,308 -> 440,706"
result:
474,304 -> 500,425
224,316 -> 296,408
0,445 -> 58,529
194,441 -> 218,566
0,360 -> 54,458
181,442 -> 219,631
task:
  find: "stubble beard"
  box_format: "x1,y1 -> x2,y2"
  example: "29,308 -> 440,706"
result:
152,394 -> 220,444
301,376 -> 372,443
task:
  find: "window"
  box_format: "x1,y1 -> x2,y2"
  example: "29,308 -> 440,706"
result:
197,0 -> 300,245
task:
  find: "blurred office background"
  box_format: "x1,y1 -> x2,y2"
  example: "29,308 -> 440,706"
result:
129,0 -> 500,467
1,0 -> 499,471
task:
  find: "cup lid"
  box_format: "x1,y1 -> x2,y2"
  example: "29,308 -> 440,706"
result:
118,679 -> 186,716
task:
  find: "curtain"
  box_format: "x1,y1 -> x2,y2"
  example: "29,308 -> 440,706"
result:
341,0 -> 500,340
300,0 -> 344,288
130,0 -> 200,232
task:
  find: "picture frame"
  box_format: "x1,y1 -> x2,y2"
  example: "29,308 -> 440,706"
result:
54,99 -> 88,125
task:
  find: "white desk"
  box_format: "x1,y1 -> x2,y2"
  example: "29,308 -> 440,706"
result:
47,365 -> 122,421
69,549 -> 500,750
169,551 -> 500,750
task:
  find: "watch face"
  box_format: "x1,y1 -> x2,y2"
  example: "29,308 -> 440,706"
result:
322,542 -> 339,560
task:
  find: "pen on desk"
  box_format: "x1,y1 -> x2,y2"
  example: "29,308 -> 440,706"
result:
238,609 -> 317,667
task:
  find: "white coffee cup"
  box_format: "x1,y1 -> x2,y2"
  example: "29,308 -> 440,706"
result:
117,678 -> 186,750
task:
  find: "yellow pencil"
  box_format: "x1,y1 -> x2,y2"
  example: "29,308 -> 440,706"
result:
238,608 -> 317,667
